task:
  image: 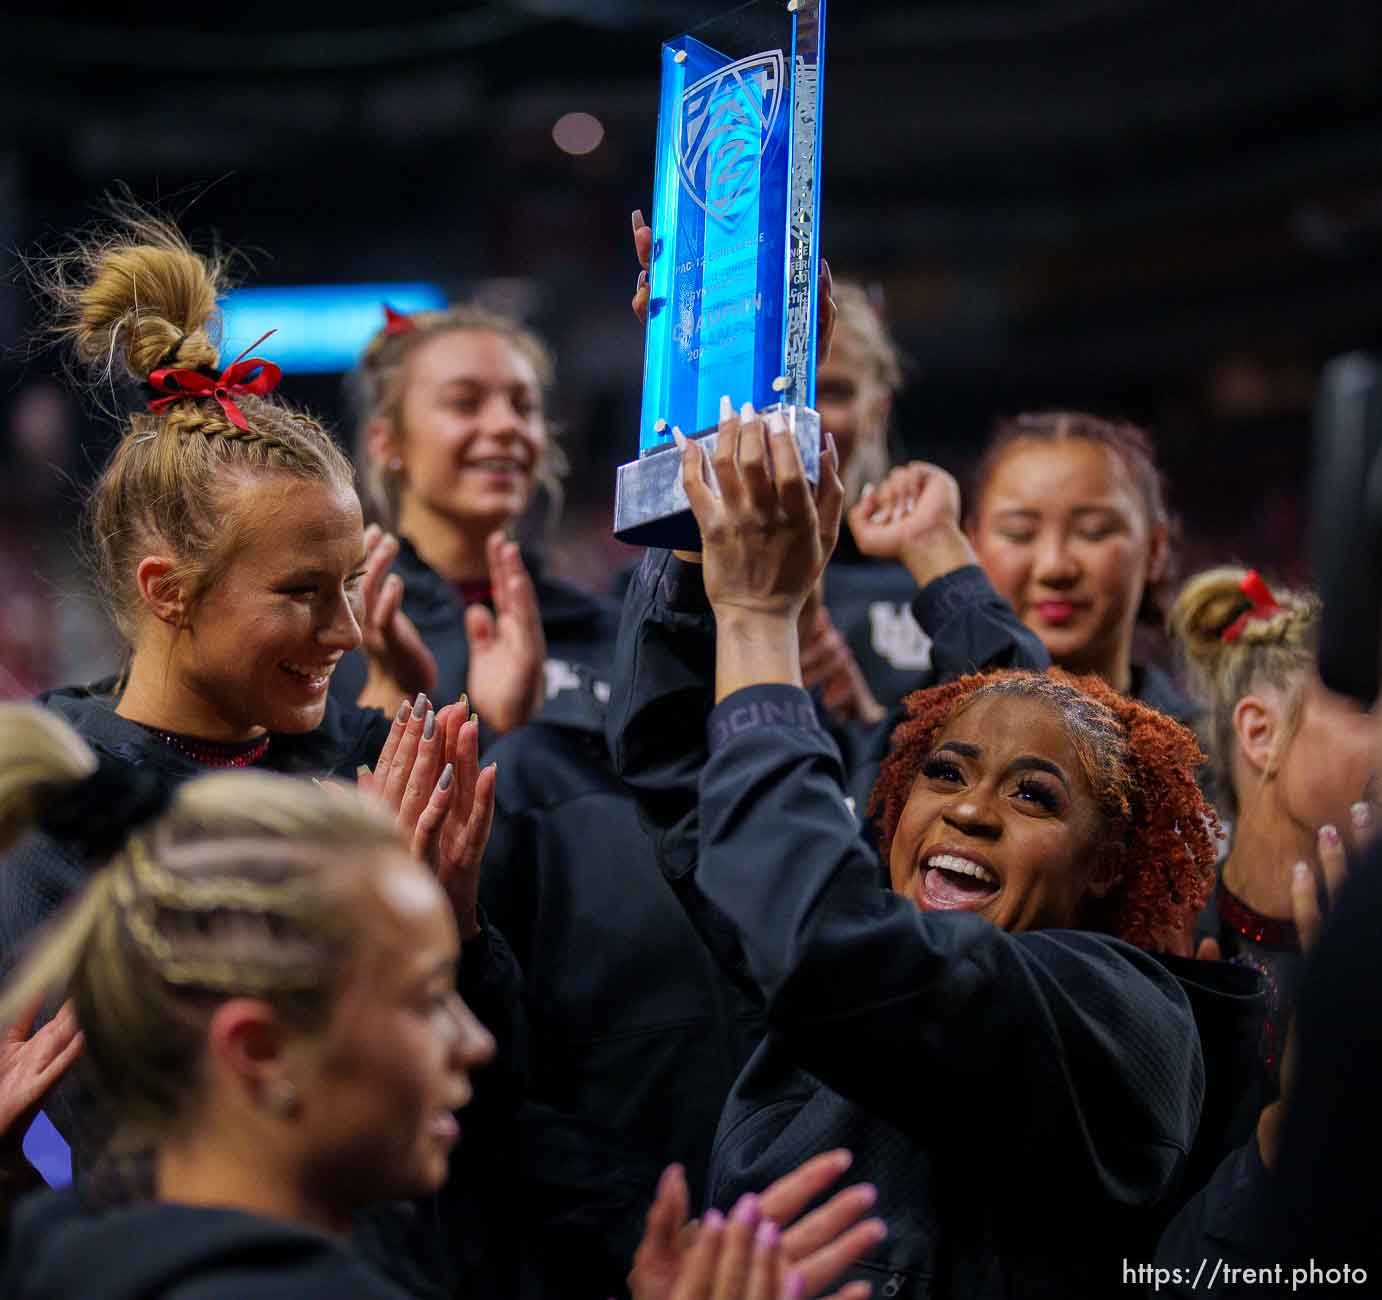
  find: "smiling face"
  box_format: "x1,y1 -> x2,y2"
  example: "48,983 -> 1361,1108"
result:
390,328 -> 547,538
887,694 -> 1110,932
971,439 -> 1164,687
295,853 -> 495,1209
1273,674 -> 1381,847
815,341 -> 890,485
174,476 -> 367,738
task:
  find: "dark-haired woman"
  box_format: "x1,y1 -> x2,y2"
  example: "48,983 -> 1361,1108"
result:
608,405 -> 1233,1297
967,410 -> 1197,723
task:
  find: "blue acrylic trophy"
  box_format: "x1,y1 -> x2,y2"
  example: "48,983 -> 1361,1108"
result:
614,0 -> 827,548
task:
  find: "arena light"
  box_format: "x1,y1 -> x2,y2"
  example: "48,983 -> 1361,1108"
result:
552,111 -> 605,156
218,282 -> 449,374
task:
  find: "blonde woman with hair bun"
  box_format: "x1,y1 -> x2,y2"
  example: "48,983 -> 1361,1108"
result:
1,206 -> 518,1150
1169,565 -> 1379,1092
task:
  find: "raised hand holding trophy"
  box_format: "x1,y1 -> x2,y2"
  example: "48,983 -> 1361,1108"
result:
615,0 -> 828,548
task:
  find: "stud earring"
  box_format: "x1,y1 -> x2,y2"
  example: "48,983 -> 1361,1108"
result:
265,1079 -> 299,1118
387,456 -> 404,472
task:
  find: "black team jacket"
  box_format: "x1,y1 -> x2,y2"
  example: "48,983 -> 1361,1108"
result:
331,535 -> 621,726
478,679 -> 763,1300
606,551 -> 1254,1299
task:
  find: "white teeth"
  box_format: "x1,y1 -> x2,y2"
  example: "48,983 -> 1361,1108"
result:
927,853 -> 997,886
282,662 -> 336,680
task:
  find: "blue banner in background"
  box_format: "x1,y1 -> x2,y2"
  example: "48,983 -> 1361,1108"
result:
218,282 -> 448,374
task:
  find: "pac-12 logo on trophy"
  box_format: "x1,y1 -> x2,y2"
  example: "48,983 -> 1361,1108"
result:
676,50 -> 784,227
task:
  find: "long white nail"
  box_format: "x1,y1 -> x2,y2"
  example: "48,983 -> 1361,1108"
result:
672,427 -> 688,450
740,401 -> 755,423
720,393 -> 733,421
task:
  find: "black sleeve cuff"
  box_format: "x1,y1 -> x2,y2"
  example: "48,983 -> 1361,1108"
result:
911,564 -> 1000,632
708,684 -> 823,755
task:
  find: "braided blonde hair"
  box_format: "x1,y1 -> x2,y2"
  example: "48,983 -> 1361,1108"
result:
0,704 -> 402,1155
38,207 -> 356,649
1168,566 -> 1321,818
348,304 -> 565,532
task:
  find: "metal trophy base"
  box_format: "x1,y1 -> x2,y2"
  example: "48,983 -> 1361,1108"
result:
613,404 -> 821,550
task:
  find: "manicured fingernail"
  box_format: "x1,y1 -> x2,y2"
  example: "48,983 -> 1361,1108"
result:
412,692 -> 427,719
720,393 -> 733,421
832,1148 -> 854,1170
469,712 -> 479,726
1293,861 -> 1310,881
672,428 -> 688,450
423,710 -> 435,740
865,1218 -> 888,1241
730,1193 -> 760,1225
1352,801 -> 1372,830
396,699 -> 410,723
825,430 -> 838,462
311,776 -> 323,787
740,400 -> 755,423
860,481 -> 874,497
632,209 -> 646,232
754,1219 -> 778,1249
1320,824 -> 1339,846
855,1183 -> 878,1207
703,1209 -> 724,1233
439,763 -> 454,791
821,257 -> 831,281
784,1270 -> 805,1300
765,409 -> 788,432
356,765 -> 371,780
635,269 -> 648,293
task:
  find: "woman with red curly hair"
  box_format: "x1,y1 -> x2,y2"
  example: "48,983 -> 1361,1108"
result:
609,405 -> 1229,1299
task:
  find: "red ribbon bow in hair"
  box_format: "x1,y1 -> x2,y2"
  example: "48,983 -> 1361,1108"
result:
1222,570 -> 1282,643
382,304 -> 417,337
146,330 -> 282,433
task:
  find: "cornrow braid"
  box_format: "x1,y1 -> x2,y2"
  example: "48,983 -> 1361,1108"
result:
0,704 -> 411,1160
111,834 -> 337,994
32,203 -> 356,651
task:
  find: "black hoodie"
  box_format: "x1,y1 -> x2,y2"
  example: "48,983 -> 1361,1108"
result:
1,1187 -> 420,1300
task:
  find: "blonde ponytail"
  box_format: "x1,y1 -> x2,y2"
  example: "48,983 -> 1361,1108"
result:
1168,566 -> 1320,816
0,702 -> 405,1153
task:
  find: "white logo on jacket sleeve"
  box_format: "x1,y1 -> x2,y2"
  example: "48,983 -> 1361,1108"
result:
868,603 -> 933,671
543,658 -> 582,699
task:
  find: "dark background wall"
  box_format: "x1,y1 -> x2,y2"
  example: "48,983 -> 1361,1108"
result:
1,0 -> 1380,687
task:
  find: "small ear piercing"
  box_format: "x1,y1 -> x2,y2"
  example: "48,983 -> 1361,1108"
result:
265,1079 -> 300,1118
387,456 -> 403,472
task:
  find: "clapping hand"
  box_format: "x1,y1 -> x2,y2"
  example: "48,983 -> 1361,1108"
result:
799,598 -> 885,726
1257,803 -> 1374,1167
630,1150 -> 884,1300
356,525 -> 439,712
360,693 -> 497,940
464,531 -> 548,734
0,997 -> 82,1159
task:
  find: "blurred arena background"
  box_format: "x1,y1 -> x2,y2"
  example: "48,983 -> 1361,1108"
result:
2,0 -> 1381,692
